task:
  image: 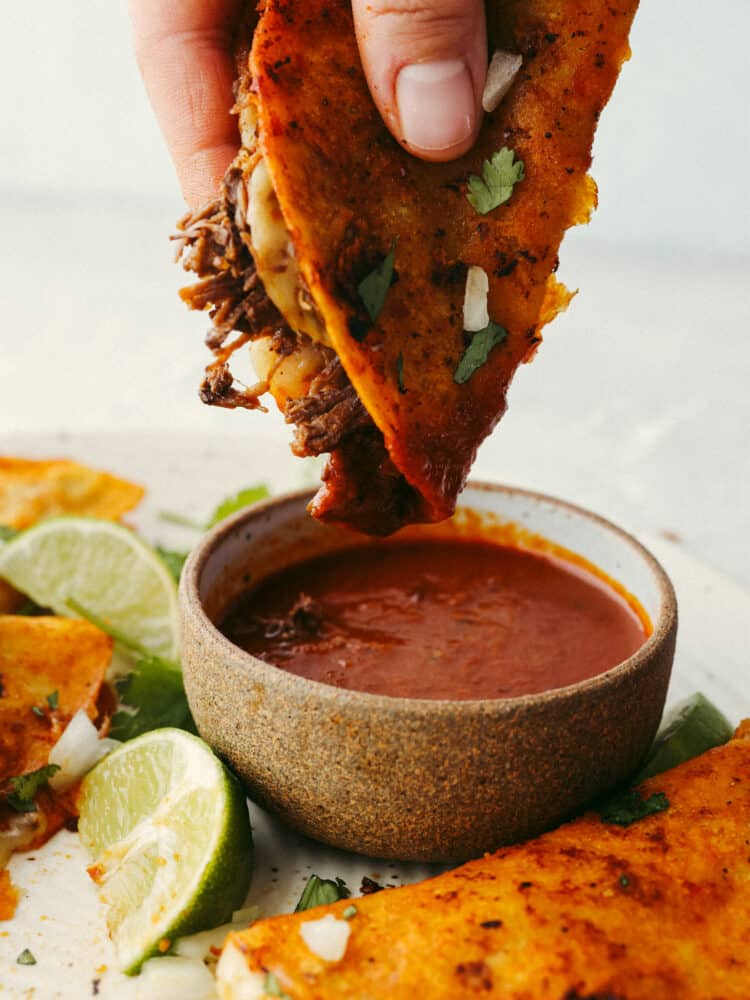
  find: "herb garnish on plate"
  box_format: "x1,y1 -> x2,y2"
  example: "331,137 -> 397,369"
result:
159,485 -> 270,534
68,599 -> 194,741
294,874 -> 350,912
598,789 -> 670,827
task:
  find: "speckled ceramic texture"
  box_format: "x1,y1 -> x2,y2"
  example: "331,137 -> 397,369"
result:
179,483 -> 677,863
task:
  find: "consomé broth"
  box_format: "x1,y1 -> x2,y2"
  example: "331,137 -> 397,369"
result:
220,539 -> 649,700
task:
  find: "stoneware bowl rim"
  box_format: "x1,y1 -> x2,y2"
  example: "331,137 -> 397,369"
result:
180,480 -> 677,718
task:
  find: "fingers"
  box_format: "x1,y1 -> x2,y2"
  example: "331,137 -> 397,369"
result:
128,0 -> 242,207
351,0 -> 487,162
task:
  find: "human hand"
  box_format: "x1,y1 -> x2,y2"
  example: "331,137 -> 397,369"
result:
129,0 -> 486,208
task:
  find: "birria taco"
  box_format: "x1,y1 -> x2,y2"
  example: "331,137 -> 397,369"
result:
176,0 -> 638,535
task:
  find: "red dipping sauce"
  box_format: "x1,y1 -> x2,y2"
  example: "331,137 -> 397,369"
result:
220,539 -> 649,700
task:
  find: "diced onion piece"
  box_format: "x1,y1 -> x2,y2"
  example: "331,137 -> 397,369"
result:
482,51 -> 523,113
463,266 -> 490,333
231,905 -> 261,925
136,957 -> 216,1000
299,914 -> 351,962
217,942 -> 267,1000
48,710 -> 118,791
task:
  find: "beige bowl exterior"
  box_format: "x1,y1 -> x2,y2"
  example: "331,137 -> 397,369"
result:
179,483 -> 677,863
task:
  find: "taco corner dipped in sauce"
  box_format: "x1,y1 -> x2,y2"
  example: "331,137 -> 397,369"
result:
220,538 -> 650,701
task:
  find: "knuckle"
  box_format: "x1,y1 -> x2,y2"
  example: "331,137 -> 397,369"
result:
368,0 -> 473,36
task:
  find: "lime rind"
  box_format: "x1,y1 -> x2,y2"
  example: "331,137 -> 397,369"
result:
0,516 -> 179,659
79,729 -> 253,974
636,692 -> 734,783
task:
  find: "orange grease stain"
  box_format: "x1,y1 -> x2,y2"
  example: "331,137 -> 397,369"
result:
0,870 -> 19,921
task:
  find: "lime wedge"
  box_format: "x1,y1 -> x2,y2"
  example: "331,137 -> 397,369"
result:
78,728 -> 253,974
0,517 -> 179,658
636,692 -> 734,782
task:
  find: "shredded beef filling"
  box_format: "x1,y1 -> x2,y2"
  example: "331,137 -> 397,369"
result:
240,593 -> 325,648
285,357 -> 371,456
174,155 -> 426,532
174,159 -> 372,451
310,426 -> 425,536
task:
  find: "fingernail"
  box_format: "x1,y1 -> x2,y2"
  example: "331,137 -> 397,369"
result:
396,59 -> 476,152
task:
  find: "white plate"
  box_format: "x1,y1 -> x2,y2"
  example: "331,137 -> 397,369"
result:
1,430 -> 749,999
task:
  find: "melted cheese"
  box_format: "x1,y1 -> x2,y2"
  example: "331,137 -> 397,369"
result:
246,160 -> 327,346
249,335 -> 327,408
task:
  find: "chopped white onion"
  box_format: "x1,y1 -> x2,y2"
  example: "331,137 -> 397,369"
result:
299,914 -> 351,962
48,710 -> 119,792
463,266 -> 490,332
482,50 -> 523,113
136,957 -> 216,1000
231,905 -> 261,925
216,943 -> 266,1000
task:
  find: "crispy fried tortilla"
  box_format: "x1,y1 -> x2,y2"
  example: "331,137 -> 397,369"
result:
0,457 -> 144,530
219,722 -> 750,999
0,616 -> 113,866
177,0 -> 638,533
0,456 -> 145,612
0,616 -> 112,785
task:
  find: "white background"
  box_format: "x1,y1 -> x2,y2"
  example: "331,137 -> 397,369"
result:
1,1 -> 749,580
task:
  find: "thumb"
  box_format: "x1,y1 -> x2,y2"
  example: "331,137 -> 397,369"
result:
352,0 -> 487,162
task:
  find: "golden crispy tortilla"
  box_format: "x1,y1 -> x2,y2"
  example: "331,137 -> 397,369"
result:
0,457 -> 144,530
0,456 -> 144,612
0,616 -> 112,786
249,0 -> 637,520
0,616 -> 113,866
221,723 -> 750,999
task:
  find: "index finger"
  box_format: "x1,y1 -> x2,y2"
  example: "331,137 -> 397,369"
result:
128,0 -> 243,207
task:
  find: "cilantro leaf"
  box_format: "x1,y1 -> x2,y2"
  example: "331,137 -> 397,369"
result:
17,949 -> 37,966
467,147 -> 525,215
111,657 -> 195,741
159,484 -> 270,534
342,904 -> 358,919
157,511 -> 205,531
358,240 -> 398,324
47,690 -> 59,710
454,321 -> 507,385
156,546 -> 189,583
0,525 -> 20,542
294,874 -> 350,913
207,486 -> 270,527
598,789 -> 670,827
6,764 -> 61,813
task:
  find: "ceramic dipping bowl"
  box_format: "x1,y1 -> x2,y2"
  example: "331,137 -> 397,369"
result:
179,483 -> 677,863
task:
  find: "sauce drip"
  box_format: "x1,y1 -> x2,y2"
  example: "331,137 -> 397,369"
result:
221,540 -> 648,700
